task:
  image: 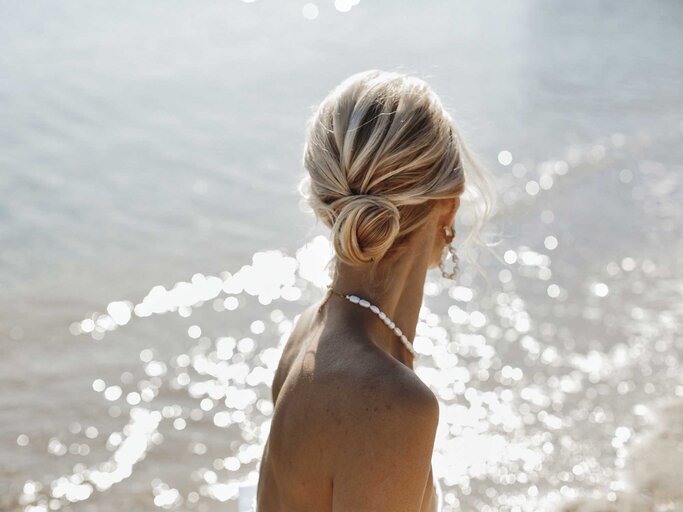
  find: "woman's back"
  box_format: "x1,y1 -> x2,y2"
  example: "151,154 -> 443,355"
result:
254,304 -> 442,512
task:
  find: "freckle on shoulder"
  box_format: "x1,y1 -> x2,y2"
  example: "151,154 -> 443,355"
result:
350,363 -> 439,421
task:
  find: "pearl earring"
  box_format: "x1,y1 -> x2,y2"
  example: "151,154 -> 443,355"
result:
439,225 -> 460,280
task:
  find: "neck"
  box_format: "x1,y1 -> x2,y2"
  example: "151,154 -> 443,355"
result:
321,228 -> 436,368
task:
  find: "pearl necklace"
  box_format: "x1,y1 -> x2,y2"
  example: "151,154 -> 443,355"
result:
327,286 -> 418,360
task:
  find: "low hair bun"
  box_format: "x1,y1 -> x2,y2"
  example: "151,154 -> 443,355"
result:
330,194 -> 401,266
301,69 -> 498,275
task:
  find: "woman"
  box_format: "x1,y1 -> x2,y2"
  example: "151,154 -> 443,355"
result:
248,69 -> 496,511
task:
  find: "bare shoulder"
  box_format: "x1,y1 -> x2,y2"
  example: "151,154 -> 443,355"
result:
270,303 -> 320,403
358,343 -> 439,409
351,356 -> 439,426
327,332 -> 440,421
330,356 -> 439,511
280,303 -> 318,354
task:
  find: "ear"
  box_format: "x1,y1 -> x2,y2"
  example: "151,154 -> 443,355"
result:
437,197 -> 460,226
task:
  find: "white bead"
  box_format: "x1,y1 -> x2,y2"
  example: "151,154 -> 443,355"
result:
341,293 -> 418,360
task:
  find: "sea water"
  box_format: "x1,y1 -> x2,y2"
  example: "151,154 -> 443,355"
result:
1,1 -> 682,511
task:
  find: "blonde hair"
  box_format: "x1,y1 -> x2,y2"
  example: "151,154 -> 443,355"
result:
299,69 -> 497,273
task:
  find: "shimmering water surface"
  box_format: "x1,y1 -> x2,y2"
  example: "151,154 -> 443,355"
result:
1,1 -> 682,511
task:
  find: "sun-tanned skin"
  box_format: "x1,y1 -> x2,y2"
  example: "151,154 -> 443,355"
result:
255,197 -> 459,512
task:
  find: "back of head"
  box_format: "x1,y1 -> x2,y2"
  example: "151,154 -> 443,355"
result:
300,69 -> 496,270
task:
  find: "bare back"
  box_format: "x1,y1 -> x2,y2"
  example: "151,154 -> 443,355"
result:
255,303 -> 440,512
